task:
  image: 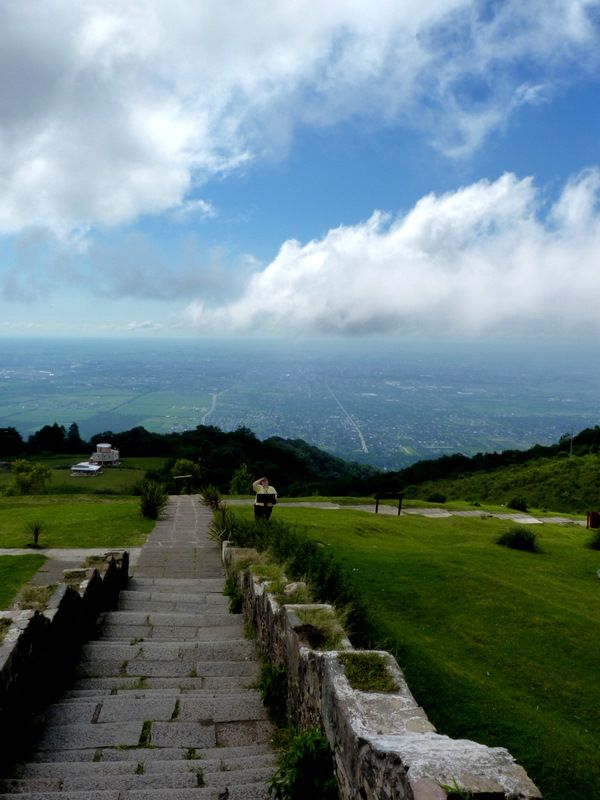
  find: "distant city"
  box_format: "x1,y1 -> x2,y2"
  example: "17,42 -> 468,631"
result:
1,337 -> 599,470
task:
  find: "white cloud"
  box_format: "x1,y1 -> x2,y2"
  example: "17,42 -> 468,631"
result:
0,0 -> 598,238
172,199 -> 217,221
182,170 -> 600,337
126,320 -> 164,332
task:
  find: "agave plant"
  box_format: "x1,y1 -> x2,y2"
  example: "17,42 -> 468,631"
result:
139,479 -> 168,520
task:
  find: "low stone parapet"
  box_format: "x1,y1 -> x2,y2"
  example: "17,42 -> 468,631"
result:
0,551 -> 129,766
223,542 -> 541,800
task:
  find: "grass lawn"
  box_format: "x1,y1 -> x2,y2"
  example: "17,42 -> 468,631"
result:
0,456 -> 167,496
0,555 -> 46,610
0,495 -> 155,548
247,505 -> 600,800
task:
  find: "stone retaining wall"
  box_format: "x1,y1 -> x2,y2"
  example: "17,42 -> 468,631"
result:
0,551 -> 129,765
223,543 -> 542,800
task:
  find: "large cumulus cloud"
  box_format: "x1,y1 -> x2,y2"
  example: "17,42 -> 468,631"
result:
0,0 -> 599,238
183,170 -> 600,337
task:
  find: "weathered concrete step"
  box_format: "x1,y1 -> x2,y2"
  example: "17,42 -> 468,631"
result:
70,675 -> 255,693
118,595 -> 227,614
28,743 -> 274,764
80,640 -> 255,663
99,625 -> 245,643
43,693 -> 268,724
62,688 -> 259,702
0,783 -> 269,799
117,590 -> 229,605
15,753 -> 276,778
36,718 -> 273,751
128,578 -> 225,593
117,599 -> 232,614
76,658 -> 259,679
101,611 -> 236,630
0,766 -> 272,793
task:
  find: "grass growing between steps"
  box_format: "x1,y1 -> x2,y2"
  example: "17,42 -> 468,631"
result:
0,555 -> 46,610
232,504 -> 600,800
0,496 -> 154,548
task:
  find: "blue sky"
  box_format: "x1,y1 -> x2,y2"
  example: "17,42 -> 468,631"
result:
2,0 -> 600,339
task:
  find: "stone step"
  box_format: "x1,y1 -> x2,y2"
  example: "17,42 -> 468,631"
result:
80,640 -> 255,663
117,599 -> 232,614
61,688 -> 259,702
70,675 -> 256,693
0,766 -> 272,793
127,578 -> 225,593
27,743 -> 274,764
117,590 -> 229,605
99,625 -> 245,643
42,693 -> 268,724
0,782 -> 269,799
99,611 -> 244,640
15,753 -> 276,778
76,658 -> 259,679
35,718 -> 273,752
101,610 -> 236,628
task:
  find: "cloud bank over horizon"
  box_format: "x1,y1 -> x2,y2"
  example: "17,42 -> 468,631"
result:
183,169 -> 600,338
0,0 -> 598,239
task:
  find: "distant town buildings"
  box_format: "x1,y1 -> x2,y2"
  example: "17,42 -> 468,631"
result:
70,443 -> 120,476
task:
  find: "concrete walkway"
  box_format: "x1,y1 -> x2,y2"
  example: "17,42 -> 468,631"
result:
226,498 -> 586,525
0,496 -> 275,800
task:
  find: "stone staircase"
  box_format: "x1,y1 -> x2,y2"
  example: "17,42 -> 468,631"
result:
0,498 -> 275,800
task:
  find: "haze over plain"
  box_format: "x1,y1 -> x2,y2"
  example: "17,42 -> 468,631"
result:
1,1 -> 600,343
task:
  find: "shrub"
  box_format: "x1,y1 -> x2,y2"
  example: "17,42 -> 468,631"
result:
426,492 -> 446,504
223,576 -> 243,613
199,484 -> 222,510
139,479 -> 168,520
496,526 -> 540,552
585,529 -> 600,550
268,729 -> 337,800
208,504 -> 240,542
507,496 -> 528,512
257,662 -> 288,726
24,519 -> 45,548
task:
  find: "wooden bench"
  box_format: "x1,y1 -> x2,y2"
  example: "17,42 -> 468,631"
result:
374,492 -> 404,515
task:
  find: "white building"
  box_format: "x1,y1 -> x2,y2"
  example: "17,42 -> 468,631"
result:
90,443 -> 120,466
71,462 -> 103,477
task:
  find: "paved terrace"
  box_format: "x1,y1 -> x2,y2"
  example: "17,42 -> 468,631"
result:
0,496 -> 275,800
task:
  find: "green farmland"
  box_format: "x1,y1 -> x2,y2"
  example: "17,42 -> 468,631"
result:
237,504 -> 600,800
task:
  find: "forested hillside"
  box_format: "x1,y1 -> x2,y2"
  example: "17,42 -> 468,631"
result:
2,422 -> 600,509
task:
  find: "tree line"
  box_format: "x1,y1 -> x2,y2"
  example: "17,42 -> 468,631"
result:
2,422 -> 600,497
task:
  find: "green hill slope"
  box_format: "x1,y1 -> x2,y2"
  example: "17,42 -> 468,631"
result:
404,453 -> 600,513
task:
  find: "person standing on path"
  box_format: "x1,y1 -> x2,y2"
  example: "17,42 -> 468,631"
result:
253,476 -> 277,521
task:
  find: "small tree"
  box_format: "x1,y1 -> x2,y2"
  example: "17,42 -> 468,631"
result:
25,519 -> 45,548
11,460 -> 52,495
229,462 -> 253,495
139,479 -> 168,519
171,458 -> 202,488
